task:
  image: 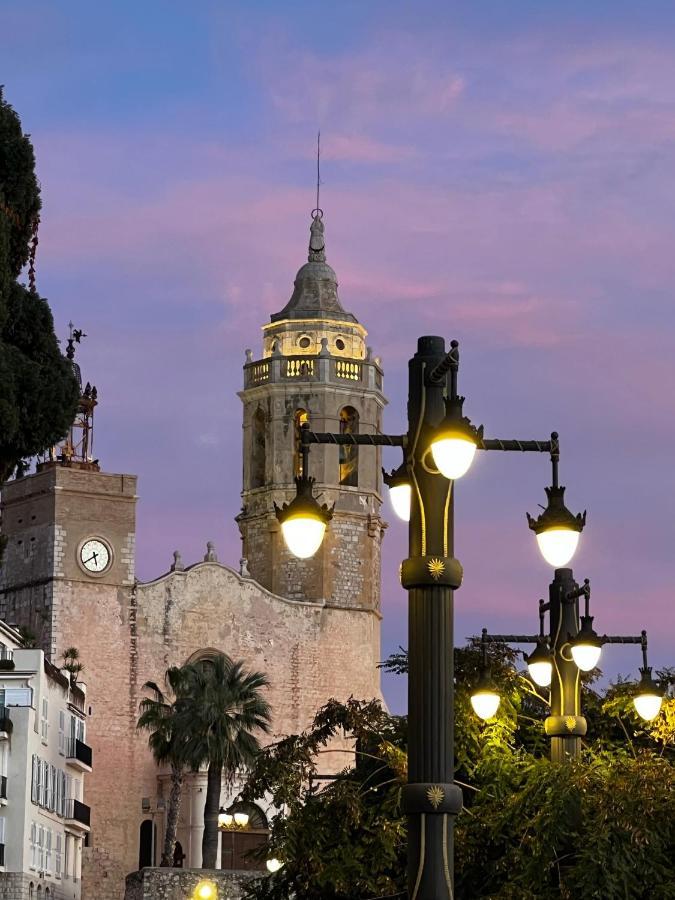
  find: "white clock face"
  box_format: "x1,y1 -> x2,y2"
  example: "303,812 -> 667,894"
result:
80,539 -> 111,574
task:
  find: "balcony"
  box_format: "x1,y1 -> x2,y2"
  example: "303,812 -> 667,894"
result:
0,842 -> 4,867
0,649 -> 14,671
0,707 -> 11,740
243,354 -> 383,391
66,738 -> 93,773
65,798 -> 90,833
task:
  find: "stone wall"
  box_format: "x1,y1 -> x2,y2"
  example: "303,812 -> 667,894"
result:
60,560 -> 382,897
0,872 -> 76,900
124,869 -> 257,900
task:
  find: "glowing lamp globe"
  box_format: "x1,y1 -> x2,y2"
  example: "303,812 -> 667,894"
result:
195,882 -> 217,900
527,483 -> 586,568
527,659 -> 553,687
536,527 -> 580,568
570,615 -> 602,671
280,515 -> 326,559
266,858 -> 284,873
526,642 -> 553,687
471,689 -> 501,720
275,479 -> 333,560
431,435 -> 477,480
389,483 -> 411,521
633,692 -> 663,721
233,812 -> 249,828
633,669 -> 664,721
217,807 -> 229,829
570,642 -> 602,672
429,392 -> 480,481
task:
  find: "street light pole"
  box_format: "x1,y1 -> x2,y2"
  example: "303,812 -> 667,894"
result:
475,569 -> 660,760
545,567 -> 588,762
276,335 -> 577,899
401,336 -> 463,900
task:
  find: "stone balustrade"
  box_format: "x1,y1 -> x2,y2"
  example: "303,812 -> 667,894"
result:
244,354 -> 383,391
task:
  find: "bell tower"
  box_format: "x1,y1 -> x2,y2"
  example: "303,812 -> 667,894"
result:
237,211 -> 387,609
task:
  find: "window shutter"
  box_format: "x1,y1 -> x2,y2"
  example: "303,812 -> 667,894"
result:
58,711 -> 66,756
31,755 -> 38,804
38,824 -> 44,870
60,771 -> 67,816
50,765 -> 57,811
56,833 -> 62,876
46,828 -> 53,872
40,760 -> 47,807
41,698 -> 49,742
0,816 -> 5,843
30,822 -> 37,868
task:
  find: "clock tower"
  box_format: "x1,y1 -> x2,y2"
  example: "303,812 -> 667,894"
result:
0,335 -> 137,662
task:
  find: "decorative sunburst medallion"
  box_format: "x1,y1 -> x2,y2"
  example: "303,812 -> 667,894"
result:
565,716 -> 576,731
428,558 -> 445,580
427,785 -> 445,809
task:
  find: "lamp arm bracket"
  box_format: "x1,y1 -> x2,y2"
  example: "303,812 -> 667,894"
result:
479,438 -> 554,454
600,635 -> 644,645
565,579 -> 591,602
471,633 -> 541,645
303,430 -> 406,447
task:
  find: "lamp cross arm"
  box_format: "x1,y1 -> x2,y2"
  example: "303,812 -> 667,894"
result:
471,633 -> 542,646
302,429 -> 406,448
479,437 -> 555,454
600,635 -> 646,646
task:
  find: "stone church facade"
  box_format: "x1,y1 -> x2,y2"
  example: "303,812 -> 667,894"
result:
0,212 -> 387,899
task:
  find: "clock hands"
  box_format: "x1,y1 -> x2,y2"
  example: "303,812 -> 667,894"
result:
83,551 -> 99,567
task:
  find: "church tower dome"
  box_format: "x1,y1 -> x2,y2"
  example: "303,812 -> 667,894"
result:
237,210 -> 387,610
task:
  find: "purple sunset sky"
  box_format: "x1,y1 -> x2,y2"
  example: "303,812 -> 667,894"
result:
3,1 -> 675,711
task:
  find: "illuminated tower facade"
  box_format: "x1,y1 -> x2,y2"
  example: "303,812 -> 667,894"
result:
237,212 -> 387,610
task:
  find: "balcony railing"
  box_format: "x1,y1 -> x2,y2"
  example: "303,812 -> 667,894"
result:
65,798 -> 91,828
0,775 -> 6,800
243,354 -> 382,390
66,738 -> 93,770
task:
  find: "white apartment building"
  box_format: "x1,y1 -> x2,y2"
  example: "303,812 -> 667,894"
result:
0,621 -> 92,900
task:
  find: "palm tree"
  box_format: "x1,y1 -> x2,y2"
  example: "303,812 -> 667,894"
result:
62,647 -> 84,688
175,653 -> 272,869
137,667 -> 188,866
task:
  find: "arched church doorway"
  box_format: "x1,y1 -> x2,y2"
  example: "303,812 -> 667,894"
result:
220,803 -> 269,872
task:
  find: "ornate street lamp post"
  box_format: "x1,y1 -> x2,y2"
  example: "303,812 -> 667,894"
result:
473,573 -> 665,759
276,336 -> 584,900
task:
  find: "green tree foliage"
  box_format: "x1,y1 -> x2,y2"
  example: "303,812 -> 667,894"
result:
0,87 -> 79,483
242,645 -> 675,900
173,653 -> 272,869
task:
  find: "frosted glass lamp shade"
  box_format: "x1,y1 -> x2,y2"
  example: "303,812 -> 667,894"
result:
528,659 -> 553,687
536,528 -> 580,568
431,436 -> 477,480
389,483 -> 411,521
571,642 -> 602,672
281,516 -> 326,559
633,692 -> 663,721
471,690 -> 500,720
